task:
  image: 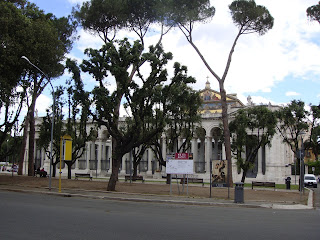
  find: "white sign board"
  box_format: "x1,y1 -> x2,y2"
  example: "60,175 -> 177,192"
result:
166,159 -> 194,174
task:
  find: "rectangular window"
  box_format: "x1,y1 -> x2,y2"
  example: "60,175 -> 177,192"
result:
246,145 -> 258,178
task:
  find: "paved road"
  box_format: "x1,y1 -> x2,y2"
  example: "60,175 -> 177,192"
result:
0,190 -> 319,240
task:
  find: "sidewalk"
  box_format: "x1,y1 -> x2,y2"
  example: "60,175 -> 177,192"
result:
0,174 -> 314,210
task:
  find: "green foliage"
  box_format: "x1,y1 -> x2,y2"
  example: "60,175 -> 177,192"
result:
80,37 -> 200,190
276,100 -> 309,155
307,161 -> 320,175
304,104 -> 320,160
161,0 -> 274,187
229,0 -> 274,35
147,63 -> 202,166
307,1 -> 320,24
75,0 -> 215,46
0,1 -> 29,147
38,60 -> 97,177
163,0 -> 215,25
37,86 -> 65,170
86,40 -> 190,155
164,63 -> 201,153
1,0 -> 77,151
229,105 -> 277,182
0,135 -> 22,163
75,0 -> 162,43
0,0 -> 28,92
66,60 -> 98,163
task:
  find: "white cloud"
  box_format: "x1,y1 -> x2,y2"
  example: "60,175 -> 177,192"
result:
64,0 -> 320,109
286,91 -> 300,97
75,29 -> 104,54
35,94 -> 52,116
67,0 -> 86,4
237,94 -> 278,106
153,0 -> 320,99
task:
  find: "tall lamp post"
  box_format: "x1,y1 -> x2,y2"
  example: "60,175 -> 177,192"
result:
298,132 -> 305,195
21,56 -> 55,191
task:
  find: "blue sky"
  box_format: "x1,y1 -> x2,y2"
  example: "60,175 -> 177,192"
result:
27,0 -> 320,116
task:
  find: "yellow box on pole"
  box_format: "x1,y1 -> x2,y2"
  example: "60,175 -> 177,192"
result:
62,135 -> 72,161
59,135 -> 72,193
63,134 -> 72,161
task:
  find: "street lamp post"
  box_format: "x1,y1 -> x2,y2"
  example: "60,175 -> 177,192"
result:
21,56 -> 55,191
298,133 -> 305,195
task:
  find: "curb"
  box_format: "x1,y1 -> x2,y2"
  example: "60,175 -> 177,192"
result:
0,186 -> 314,210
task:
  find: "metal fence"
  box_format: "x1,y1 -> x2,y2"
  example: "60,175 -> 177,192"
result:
89,160 -> 97,170
78,160 -> 87,170
101,159 -> 110,171
56,161 -> 65,169
125,159 -> 148,174
194,161 -> 205,173
139,160 -> 148,172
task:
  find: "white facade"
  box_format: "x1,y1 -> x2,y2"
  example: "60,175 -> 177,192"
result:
27,81 -> 295,184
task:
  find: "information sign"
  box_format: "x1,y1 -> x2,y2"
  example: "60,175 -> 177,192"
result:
166,159 -> 193,174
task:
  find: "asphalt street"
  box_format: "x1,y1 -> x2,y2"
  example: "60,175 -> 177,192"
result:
0,190 -> 319,240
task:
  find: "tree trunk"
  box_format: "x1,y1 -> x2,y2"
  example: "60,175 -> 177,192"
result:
241,170 -> 247,183
18,116 -> 29,175
52,162 -> 57,177
65,161 -> 73,179
28,101 -> 36,176
107,157 -> 121,191
219,84 -> 233,187
133,157 -> 138,178
166,174 -> 171,184
107,138 -> 121,191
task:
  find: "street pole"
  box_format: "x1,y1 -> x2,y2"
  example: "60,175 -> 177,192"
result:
294,159 -> 298,185
21,56 -> 55,191
300,149 -> 302,194
59,137 -> 63,193
298,133 -> 305,195
301,140 -> 305,195
49,92 -> 55,190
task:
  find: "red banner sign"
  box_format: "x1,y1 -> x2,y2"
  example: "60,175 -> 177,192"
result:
175,153 -> 189,160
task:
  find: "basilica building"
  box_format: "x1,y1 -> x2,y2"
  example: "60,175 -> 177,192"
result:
31,80 -> 295,184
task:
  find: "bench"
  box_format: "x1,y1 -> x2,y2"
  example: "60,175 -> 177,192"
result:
162,174 -> 184,180
252,181 -> 275,190
34,170 -> 48,177
180,178 -> 204,187
75,173 -> 92,180
125,175 -> 144,182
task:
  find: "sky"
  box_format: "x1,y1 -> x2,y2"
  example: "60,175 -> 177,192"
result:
27,0 -> 320,117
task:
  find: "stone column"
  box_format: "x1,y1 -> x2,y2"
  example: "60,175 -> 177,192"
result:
97,141 -> 102,174
191,138 -> 197,172
86,142 -> 90,171
75,151 -> 79,170
222,144 -> 226,160
120,154 -> 127,174
213,137 -> 219,161
178,137 -> 183,152
147,148 -> 153,175
205,136 -> 212,173
265,145 -> 270,176
43,146 -> 50,171
258,148 -> 262,174
161,135 -> 166,172
199,139 -> 205,173
91,142 -> 95,171
108,142 -> 112,173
